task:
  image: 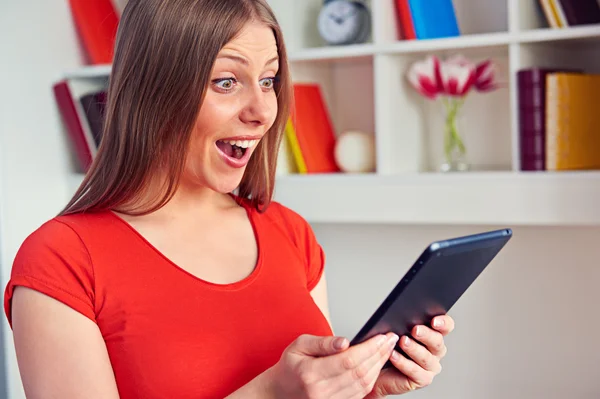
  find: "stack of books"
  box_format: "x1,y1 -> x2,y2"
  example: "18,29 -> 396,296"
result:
517,69 -> 600,171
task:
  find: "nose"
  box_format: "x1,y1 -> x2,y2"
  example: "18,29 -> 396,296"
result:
239,85 -> 273,127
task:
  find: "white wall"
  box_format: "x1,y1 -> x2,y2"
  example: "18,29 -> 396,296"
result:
0,1 -> 84,398
316,223 -> 600,398
2,1 -> 600,399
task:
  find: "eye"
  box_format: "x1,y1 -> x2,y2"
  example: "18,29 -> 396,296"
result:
260,77 -> 276,90
212,77 -> 237,92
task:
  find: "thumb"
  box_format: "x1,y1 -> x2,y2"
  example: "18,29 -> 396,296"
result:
291,334 -> 349,357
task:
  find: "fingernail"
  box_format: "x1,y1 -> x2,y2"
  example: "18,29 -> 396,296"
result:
434,318 -> 444,328
334,337 -> 347,350
391,350 -> 401,362
388,334 -> 399,346
415,326 -> 422,337
403,336 -> 411,346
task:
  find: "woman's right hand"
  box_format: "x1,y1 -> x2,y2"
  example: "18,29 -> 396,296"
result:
270,333 -> 399,399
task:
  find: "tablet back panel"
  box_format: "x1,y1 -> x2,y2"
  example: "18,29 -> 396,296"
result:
350,228 -> 512,347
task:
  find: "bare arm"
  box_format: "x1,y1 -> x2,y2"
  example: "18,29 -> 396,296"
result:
11,287 -> 120,399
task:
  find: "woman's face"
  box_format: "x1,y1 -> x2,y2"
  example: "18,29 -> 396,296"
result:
184,21 -> 279,194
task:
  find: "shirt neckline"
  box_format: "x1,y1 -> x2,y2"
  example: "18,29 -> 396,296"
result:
105,196 -> 263,292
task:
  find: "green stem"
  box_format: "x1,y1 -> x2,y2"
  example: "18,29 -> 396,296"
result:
443,97 -> 466,164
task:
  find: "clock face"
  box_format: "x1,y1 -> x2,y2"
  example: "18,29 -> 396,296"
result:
318,1 -> 368,45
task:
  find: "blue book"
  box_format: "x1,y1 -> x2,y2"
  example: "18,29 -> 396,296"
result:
408,0 -> 460,39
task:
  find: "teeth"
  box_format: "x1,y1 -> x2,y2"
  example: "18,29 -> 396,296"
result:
221,139 -> 257,148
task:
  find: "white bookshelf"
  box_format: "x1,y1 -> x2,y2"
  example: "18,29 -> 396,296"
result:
63,0 -> 600,226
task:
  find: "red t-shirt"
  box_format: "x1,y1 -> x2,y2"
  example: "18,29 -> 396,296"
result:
4,198 -> 333,398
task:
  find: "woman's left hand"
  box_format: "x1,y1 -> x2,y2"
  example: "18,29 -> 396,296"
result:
365,315 -> 455,398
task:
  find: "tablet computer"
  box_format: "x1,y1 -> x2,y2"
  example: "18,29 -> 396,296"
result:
349,228 -> 512,363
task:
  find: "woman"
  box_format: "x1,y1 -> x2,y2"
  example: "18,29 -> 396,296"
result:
4,0 -> 454,398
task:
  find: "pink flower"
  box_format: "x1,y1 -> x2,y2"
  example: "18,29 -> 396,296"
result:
473,60 -> 497,92
407,55 -> 443,99
438,55 -> 476,97
407,55 -> 499,99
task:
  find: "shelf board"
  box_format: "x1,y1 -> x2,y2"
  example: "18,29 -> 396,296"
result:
61,25 -> 600,77
380,31 -> 512,55
518,25 -> 600,45
272,171 -> 600,226
67,171 -> 600,226
288,43 -> 376,62
62,64 -> 111,79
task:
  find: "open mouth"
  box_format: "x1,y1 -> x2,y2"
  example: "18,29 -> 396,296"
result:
216,139 -> 258,160
217,140 -> 258,159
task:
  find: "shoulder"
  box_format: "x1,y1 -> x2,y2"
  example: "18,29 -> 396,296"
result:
6,213 -> 105,326
258,200 -> 314,242
17,212 -> 105,252
17,217 -> 87,258
12,214 -> 100,276
11,211 -> 117,278
259,201 -> 326,290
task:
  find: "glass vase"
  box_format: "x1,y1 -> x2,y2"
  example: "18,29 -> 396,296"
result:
439,97 -> 469,172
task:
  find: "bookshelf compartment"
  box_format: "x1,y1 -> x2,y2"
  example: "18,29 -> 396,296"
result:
374,0 -> 508,45
513,41 -> 600,172
515,0 -> 548,31
290,57 -> 376,170
269,0 -> 373,53
516,41 -> 600,72
375,50 -> 512,174
517,0 -> 600,33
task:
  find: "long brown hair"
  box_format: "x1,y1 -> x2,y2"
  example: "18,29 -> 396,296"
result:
60,0 -> 291,216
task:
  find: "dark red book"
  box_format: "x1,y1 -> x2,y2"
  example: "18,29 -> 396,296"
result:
53,80 -> 94,172
557,0 -> 600,26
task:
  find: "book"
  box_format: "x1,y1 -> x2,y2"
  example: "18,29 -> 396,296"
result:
546,73 -> 600,170
68,0 -> 119,64
284,118 -> 307,174
80,91 -> 107,148
539,0 -> 562,28
407,0 -> 460,40
556,0 -> 600,26
394,0 -> 416,40
53,79 -> 108,172
516,68 -> 580,171
290,84 -> 339,174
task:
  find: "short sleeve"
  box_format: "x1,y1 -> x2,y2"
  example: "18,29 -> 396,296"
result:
301,221 -> 326,291
268,202 -> 326,291
4,219 -> 96,328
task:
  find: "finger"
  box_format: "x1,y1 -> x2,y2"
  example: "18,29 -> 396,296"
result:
412,325 -> 447,358
321,333 -> 392,378
399,335 -> 441,374
291,334 -> 349,357
337,334 -> 398,399
431,315 -> 455,335
389,349 -> 434,389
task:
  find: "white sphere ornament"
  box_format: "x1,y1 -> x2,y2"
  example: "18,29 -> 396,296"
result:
334,131 -> 375,173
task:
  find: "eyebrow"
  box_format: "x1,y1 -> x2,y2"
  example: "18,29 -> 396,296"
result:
217,54 -> 279,67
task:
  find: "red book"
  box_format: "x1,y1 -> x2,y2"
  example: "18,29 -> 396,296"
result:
395,0 -> 416,40
68,0 -> 119,64
291,84 -> 340,174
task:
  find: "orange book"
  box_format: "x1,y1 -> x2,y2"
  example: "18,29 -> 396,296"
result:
546,73 -> 600,170
290,84 -> 340,174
